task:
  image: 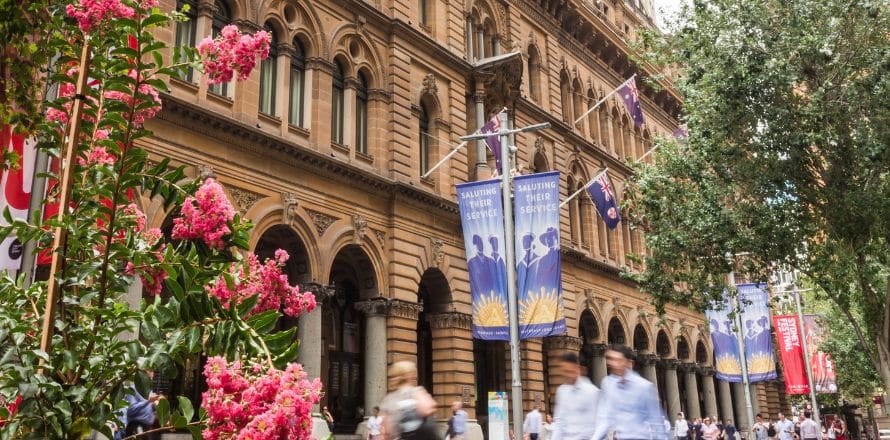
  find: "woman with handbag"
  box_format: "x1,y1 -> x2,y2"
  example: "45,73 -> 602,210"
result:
380,361 -> 441,440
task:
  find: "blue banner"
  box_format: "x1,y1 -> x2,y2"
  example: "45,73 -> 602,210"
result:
738,283 -> 777,382
513,171 -> 565,339
706,293 -> 743,382
457,179 -> 509,340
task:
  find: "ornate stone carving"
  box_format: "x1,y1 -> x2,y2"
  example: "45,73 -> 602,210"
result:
302,282 -> 336,304
388,299 -> 423,320
430,238 -> 445,269
658,358 -> 681,369
543,335 -> 582,351
428,312 -> 472,330
197,163 -> 215,180
699,366 -> 715,376
588,343 -> 607,356
421,73 -> 438,97
229,187 -> 262,214
679,362 -> 697,373
373,229 -> 386,248
352,214 -> 368,244
637,354 -> 659,366
281,192 -> 299,225
355,297 -> 390,317
304,208 -> 337,236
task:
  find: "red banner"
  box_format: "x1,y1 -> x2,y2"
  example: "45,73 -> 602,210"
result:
773,315 -> 810,394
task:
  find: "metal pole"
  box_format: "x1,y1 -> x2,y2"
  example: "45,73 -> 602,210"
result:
39,42 -> 91,364
560,167 -> 608,208
573,74 -> 634,126
794,284 -> 820,422
728,267 -> 756,437
500,111 -> 524,440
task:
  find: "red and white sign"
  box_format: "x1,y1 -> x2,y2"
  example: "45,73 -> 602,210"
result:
773,315 -> 810,394
0,125 -> 37,271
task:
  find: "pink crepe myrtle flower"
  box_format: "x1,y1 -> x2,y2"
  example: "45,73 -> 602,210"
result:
202,357 -> 322,440
198,25 -> 271,85
65,0 -> 159,33
172,178 -> 235,250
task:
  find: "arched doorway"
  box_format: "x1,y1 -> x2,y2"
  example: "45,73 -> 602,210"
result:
474,339 -> 506,432
417,268 -> 451,394
579,309 -> 600,382
677,337 -> 691,415
656,330 -> 672,412
324,245 -> 377,433
607,317 -> 626,345
633,324 -> 650,374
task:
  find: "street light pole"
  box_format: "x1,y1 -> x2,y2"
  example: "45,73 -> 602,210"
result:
793,284 -> 821,422
727,267 -> 756,438
461,113 -> 550,440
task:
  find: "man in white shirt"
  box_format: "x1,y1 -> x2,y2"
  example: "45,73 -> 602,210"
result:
366,406 -> 383,440
799,411 -> 820,440
550,352 -> 599,440
675,412 -> 689,440
774,412 -> 795,440
524,404 -> 543,440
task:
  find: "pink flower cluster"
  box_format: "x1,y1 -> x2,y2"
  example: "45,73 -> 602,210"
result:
46,68 -> 161,128
65,0 -> 159,33
120,203 -> 168,295
197,25 -> 271,85
172,178 -> 235,250
206,250 -> 317,318
201,357 -> 322,440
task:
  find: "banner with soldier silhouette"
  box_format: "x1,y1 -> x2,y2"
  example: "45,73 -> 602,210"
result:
706,293 -> 743,382
513,171 -> 565,339
737,283 -> 777,382
457,178 -> 509,340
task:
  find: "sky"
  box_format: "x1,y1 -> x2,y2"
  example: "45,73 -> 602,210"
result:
651,0 -> 688,31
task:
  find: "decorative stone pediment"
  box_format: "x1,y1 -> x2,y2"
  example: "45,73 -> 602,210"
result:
304,208 -> 337,236
373,229 -> 386,248
428,312 -> 472,330
389,299 -> 423,320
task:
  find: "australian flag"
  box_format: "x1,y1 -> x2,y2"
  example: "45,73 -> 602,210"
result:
587,171 -> 621,229
480,113 -> 503,171
619,78 -> 645,127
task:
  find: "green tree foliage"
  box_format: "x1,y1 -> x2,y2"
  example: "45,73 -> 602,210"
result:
626,0 -> 890,394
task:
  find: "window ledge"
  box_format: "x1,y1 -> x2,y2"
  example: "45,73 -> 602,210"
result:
170,76 -> 198,93
288,124 -> 310,137
420,175 -> 436,187
207,90 -> 234,106
258,112 -> 281,124
420,23 -> 432,34
331,142 -> 349,154
356,150 -> 374,164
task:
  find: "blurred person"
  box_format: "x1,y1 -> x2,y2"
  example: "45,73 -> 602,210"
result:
379,361 -> 440,440
702,417 -> 720,440
367,406 -> 383,440
676,412 -> 689,440
799,411 -> 819,440
550,352 -> 599,440
524,404 -> 543,440
591,345 -> 669,440
447,401 -> 468,440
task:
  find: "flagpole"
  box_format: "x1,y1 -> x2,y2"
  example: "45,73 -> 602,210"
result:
727,258 -> 756,438
560,167 -> 608,208
573,75 -> 635,126
792,282 -> 821,423
424,107 -> 507,179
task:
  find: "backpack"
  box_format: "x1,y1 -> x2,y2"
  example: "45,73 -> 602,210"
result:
394,389 -> 441,440
768,424 -> 776,437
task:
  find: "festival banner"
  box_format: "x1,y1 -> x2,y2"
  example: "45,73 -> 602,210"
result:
803,315 -> 837,393
0,125 -> 37,271
737,283 -> 777,382
706,293 -> 743,382
773,315 -> 810,394
513,171 -> 565,339
456,179 -> 509,340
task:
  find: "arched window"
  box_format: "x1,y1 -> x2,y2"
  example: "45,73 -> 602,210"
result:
611,108 -> 622,156
419,0 -> 429,26
419,102 -> 430,174
560,72 -> 572,123
527,45 -> 541,103
598,105 -> 609,149
568,176 -> 580,245
208,1 -> 231,96
331,61 -> 345,144
587,90 -> 599,143
258,23 -> 277,115
174,0 -> 197,82
572,79 -> 585,135
288,39 -> 305,127
355,72 -> 369,154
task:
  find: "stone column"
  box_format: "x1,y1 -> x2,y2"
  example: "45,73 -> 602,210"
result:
355,298 -> 390,415
640,354 -> 659,386
465,17 -> 474,61
682,363 -> 702,419
473,85 -> 488,179
662,360 -> 682,424
700,368 -> 719,421
732,382 -> 750,430
718,379 -> 735,425
299,284 -> 334,440
590,344 -> 608,386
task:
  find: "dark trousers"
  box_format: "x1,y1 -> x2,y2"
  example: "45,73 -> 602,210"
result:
529,434 -> 539,440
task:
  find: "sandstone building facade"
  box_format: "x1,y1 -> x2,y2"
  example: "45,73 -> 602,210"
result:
143,0 -> 788,437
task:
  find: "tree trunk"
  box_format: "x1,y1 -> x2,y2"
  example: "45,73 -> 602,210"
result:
879,276 -> 890,395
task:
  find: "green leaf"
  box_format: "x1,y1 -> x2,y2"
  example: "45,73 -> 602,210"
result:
236,294 -> 259,317
246,310 -> 279,335
273,339 -> 300,369
177,395 -> 194,421
156,397 -> 170,427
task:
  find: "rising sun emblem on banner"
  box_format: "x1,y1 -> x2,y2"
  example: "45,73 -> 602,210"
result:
473,291 -> 508,327
715,353 -> 742,375
519,287 -> 561,325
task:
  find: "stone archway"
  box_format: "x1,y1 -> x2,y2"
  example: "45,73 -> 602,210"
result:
579,309 -> 605,384
417,268 -> 452,395
255,224 -> 311,286
633,324 -> 650,375
607,316 -> 626,345
323,244 -> 378,434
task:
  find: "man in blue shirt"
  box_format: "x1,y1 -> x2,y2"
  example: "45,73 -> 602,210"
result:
774,412 -> 795,440
591,345 -> 670,440
448,401 -> 468,440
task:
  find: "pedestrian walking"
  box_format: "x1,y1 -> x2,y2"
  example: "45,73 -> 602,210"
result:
524,404 -> 543,440
447,401 -> 468,440
775,412 -> 795,440
715,419 -> 724,440
694,418 -> 704,440
379,361 -> 440,440
798,412 -> 820,440
701,418 -> 720,440
591,345 -> 670,440
549,352 -> 599,440
541,414 -> 554,440
367,407 -> 384,440
753,414 -> 769,440
723,419 -> 737,440
676,412 -> 690,440
323,406 -> 335,432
